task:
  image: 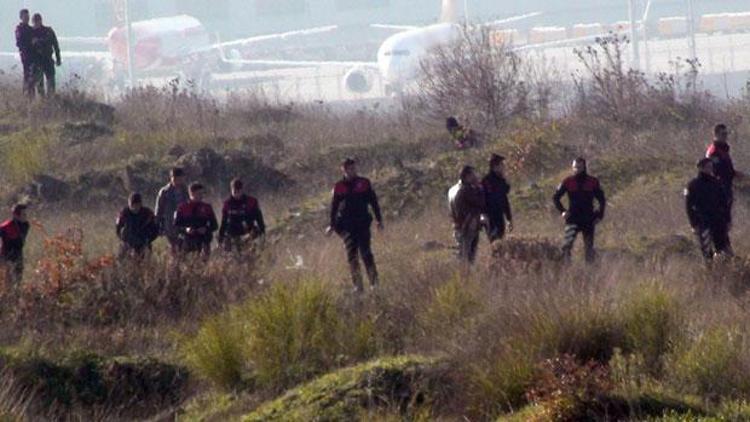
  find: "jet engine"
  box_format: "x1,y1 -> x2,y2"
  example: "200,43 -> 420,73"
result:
343,67 -> 372,93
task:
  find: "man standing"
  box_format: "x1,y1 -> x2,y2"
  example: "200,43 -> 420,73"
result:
174,183 -> 218,258
155,168 -> 189,254
15,9 -> 33,96
706,123 -> 744,221
326,158 -> 383,292
0,204 -> 30,285
553,157 -> 606,263
685,158 -> 732,261
29,13 -> 60,97
116,193 -> 159,259
449,166 -> 487,264
482,154 -> 513,243
218,178 -> 266,253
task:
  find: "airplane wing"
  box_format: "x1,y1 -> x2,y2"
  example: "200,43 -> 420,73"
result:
513,32 -> 610,52
216,52 -> 378,70
204,25 -> 339,52
484,11 -> 542,27
370,24 -> 420,31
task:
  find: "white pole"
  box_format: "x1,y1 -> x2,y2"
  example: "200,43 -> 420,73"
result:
686,0 -> 697,59
628,0 -> 640,69
642,0 -> 652,73
463,0 -> 469,25
124,0 -> 135,87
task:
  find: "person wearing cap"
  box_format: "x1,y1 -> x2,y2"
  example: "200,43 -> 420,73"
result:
446,116 -> 478,150
116,193 -> 159,259
686,158 -> 732,260
482,154 -> 513,243
174,183 -> 218,258
0,204 -> 30,284
326,158 -> 383,292
706,124 -> 745,222
155,167 -> 190,254
218,178 -> 266,253
449,165 -> 487,264
553,157 -> 606,263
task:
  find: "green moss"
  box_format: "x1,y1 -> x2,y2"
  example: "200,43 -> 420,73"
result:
243,355 -> 447,422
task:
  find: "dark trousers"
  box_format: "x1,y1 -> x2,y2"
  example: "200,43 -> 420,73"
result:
456,228 -> 480,264
21,58 -> 32,96
339,226 -> 378,290
180,236 -> 212,258
562,223 -> 596,263
118,243 -> 150,260
486,220 -> 506,243
31,60 -> 55,97
2,256 -> 24,285
696,225 -> 732,260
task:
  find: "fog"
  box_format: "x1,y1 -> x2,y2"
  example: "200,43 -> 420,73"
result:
2,0 -> 750,101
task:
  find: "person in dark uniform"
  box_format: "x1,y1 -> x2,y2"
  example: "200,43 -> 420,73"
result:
174,183 -> 218,258
116,193 -> 159,259
706,123 -> 744,223
326,158 -> 383,292
29,13 -> 61,97
0,204 -> 30,284
482,154 -> 513,243
685,158 -> 732,261
553,157 -> 606,263
15,9 -> 33,96
218,178 -> 266,253
449,166 -> 487,264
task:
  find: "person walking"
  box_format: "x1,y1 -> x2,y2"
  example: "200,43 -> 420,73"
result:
174,183 -> 218,258
218,178 -> 266,253
29,13 -> 60,97
686,158 -> 733,261
553,157 -> 606,263
0,204 -> 30,285
116,193 -> 159,260
449,166 -> 487,264
482,154 -> 513,243
326,158 -> 383,292
706,123 -> 744,223
15,9 -> 33,96
155,167 -> 189,254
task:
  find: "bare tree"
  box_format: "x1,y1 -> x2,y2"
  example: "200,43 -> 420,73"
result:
417,26 -> 534,134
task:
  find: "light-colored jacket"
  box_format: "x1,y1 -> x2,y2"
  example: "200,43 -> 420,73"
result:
155,183 -> 189,241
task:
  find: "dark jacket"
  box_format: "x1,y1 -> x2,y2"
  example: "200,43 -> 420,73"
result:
30,26 -> 60,64
482,172 -> 512,229
0,219 -> 30,262
449,181 -> 486,232
219,194 -> 265,240
15,23 -> 33,59
174,201 -> 218,244
329,176 -> 382,231
685,172 -> 730,229
155,183 -> 189,239
116,207 -> 159,249
706,141 -> 735,192
553,173 -> 606,226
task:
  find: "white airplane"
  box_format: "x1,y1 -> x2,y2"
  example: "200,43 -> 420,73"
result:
219,0 -> 542,95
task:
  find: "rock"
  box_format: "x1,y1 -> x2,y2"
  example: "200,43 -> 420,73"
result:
59,121 -> 113,146
239,134 -> 286,164
121,159 -> 166,197
175,147 -> 227,183
73,170 -> 126,202
16,174 -> 71,203
421,240 -> 447,252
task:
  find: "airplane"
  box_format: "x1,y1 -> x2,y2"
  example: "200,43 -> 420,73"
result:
218,0 -> 542,96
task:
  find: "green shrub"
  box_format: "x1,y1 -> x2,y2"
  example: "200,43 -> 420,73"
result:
181,311 -> 247,390
666,327 -> 750,398
0,129 -> 51,185
419,276 -> 484,339
465,347 -> 537,418
619,283 -> 682,373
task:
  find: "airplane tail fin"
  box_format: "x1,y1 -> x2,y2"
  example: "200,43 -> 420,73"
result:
440,0 -> 464,24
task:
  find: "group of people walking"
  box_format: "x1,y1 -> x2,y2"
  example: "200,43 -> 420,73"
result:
15,9 -> 61,97
0,124 -> 742,290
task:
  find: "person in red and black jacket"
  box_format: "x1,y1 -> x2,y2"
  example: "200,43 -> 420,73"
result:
706,123 -> 745,222
116,193 -> 159,259
482,154 -> 513,243
219,178 -> 266,253
685,158 -> 732,261
174,183 -> 218,258
0,204 -> 31,283
326,158 -> 383,292
15,9 -> 33,96
553,157 -> 606,263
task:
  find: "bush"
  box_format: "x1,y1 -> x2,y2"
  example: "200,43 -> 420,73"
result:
666,327 -> 750,398
0,129 -> 52,185
181,311 -> 247,390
